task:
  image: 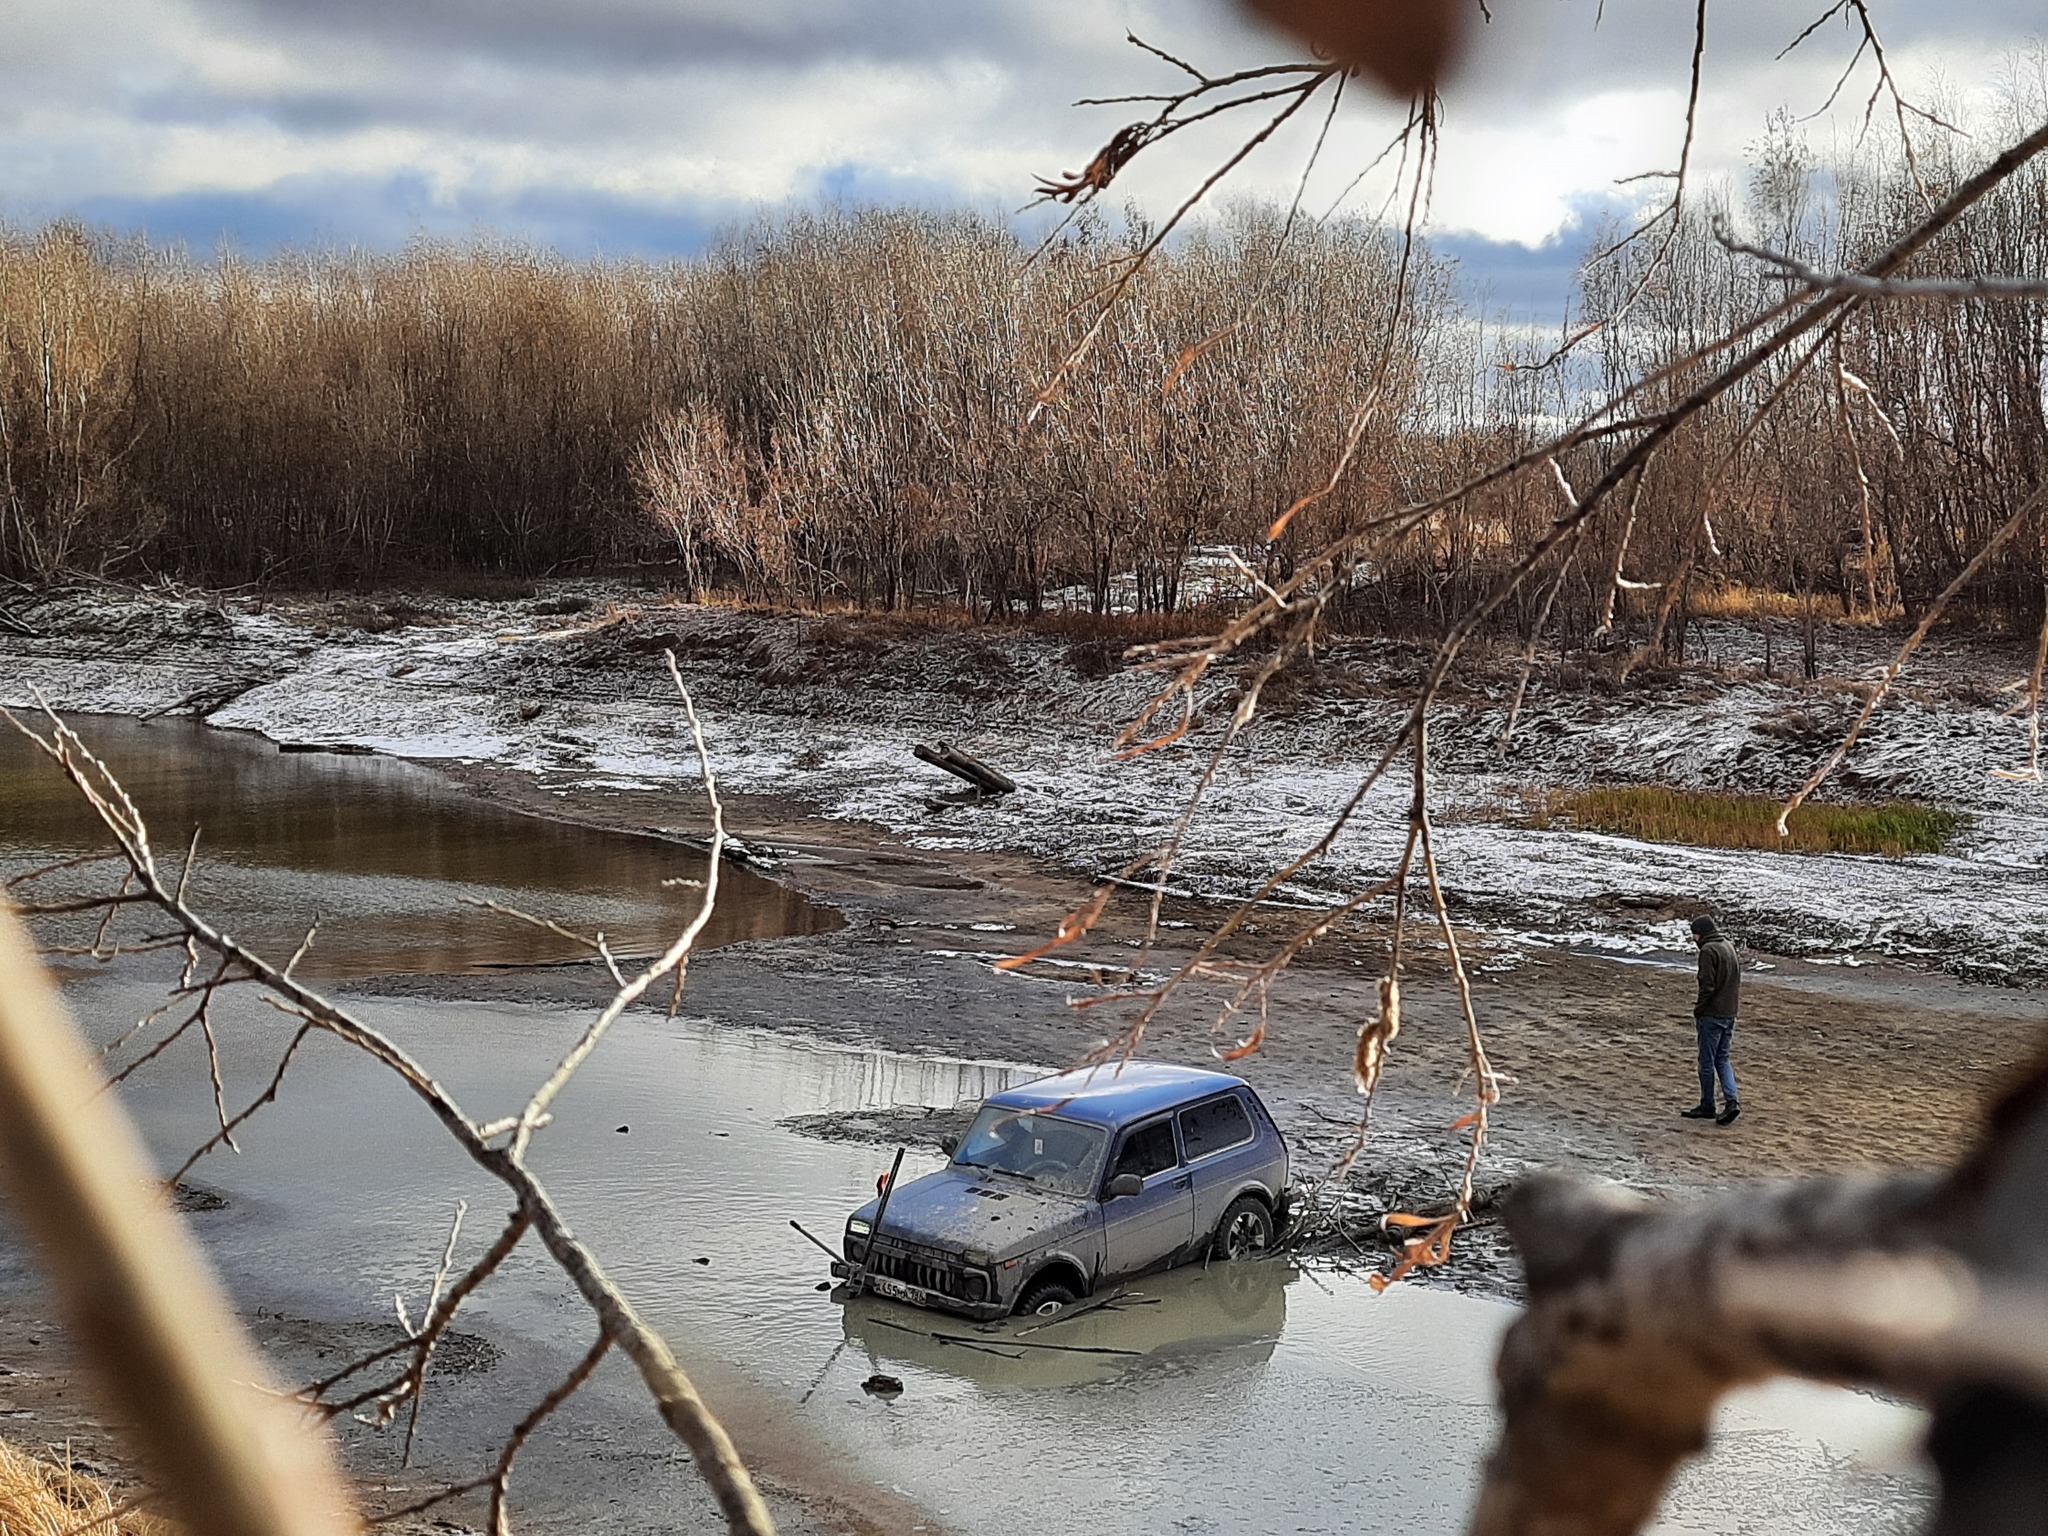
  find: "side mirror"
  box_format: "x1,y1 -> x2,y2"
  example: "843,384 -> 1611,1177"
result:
1105,1173 -> 1143,1199
940,1135 -> 959,1156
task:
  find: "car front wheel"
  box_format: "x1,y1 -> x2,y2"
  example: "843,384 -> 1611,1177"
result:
1015,1276 -> 1079,1316
1211,1194 -> 1274,1261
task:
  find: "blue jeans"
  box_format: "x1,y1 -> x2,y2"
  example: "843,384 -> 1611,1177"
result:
1696,1015 -> 1737,1106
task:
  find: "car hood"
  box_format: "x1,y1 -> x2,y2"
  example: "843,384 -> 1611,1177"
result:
853,1167 -> 1094,1261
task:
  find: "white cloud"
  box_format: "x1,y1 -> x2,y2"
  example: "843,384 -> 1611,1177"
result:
0,0 -> 2038,276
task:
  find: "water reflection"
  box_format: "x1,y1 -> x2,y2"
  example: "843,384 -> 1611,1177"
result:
0,714 -> 837,975
821,1047 -> 1025,1113
842,1259 -> 1292,1391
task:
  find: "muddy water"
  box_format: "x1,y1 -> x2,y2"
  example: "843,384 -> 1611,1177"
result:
3,720 -> 1931,1535
64,979 -> 1930,1536
0,715 -> 835,972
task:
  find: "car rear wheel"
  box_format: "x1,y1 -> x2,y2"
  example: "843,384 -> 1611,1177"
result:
1016,1276 -> 1079,1316
1211,1195 -> 1274,1261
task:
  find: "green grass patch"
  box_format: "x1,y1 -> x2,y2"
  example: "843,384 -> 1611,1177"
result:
1523,785 -> 1963,857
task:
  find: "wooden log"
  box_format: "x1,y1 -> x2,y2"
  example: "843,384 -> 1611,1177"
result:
913,742 -> 979,788
913,742 -> 1014,795
935,741 -> 1018,795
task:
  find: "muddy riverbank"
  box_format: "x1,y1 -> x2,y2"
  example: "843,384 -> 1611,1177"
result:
6,582 -> 2046,1261
4,584 -> 2044,1533
5,579 -> 2046,979
413,745 -> 2048,1222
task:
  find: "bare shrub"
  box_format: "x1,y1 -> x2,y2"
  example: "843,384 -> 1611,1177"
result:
5,150 -> 2041,645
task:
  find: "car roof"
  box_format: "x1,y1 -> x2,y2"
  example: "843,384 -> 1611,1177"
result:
983,1061 -> 1249,1128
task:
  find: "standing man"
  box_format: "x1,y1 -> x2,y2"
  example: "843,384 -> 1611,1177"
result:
1682,914 -> 1741,1125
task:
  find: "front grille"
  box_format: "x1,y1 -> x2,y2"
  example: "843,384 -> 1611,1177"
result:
868,1240 -> 969,1300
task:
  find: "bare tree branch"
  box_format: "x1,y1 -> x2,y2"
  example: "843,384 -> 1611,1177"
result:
3,658 -> 780,1536
1720,222 -> 2048,298
0,895 -> 359,1536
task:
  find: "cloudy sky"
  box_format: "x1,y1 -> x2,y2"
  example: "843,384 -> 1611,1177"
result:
3,0 -> 2042,315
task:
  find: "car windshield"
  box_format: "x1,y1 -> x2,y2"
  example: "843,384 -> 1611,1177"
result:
952,1106 -> 1107,1196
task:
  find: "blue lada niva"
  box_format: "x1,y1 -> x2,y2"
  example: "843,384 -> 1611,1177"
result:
836,1062 -> 1291,1319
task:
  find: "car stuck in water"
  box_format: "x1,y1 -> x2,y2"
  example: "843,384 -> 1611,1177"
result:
834,1062 -> 1290,1319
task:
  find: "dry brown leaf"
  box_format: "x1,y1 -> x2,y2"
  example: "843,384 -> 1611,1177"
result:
992,885 -> 1114,972
1369,1213 -> 1457,1290
1035,123 -> 1152,204
1266,488 -> 1318,541
1241,0 -> 1467,97
1353,973 -> 1401,1095
1113,716 -> 1195,759
1218,1021 -> 1266,1061
1164,325 -> 1236,395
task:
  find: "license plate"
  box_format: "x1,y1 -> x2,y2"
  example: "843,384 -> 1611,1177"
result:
868,1275 -> 929,1307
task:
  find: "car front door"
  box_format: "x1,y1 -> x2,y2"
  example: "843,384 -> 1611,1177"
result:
1101,1114 -> 1193,1275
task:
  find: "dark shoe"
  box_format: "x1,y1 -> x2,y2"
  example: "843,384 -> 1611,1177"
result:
1716,1101 -> 1742,1126
1680,1103 -> 1717,1119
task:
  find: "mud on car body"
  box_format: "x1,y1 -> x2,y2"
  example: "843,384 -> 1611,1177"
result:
835,1062 -> 1290,1319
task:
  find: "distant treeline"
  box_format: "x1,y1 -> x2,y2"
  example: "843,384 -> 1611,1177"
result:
1556,111 -> 2048,638
2,124 -> 2043,639
0,206 -> 1454,613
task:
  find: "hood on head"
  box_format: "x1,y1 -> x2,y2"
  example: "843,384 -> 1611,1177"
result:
1690,915 -> 1721,939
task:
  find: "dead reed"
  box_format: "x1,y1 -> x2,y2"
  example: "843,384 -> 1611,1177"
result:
0,208 -> 1447,603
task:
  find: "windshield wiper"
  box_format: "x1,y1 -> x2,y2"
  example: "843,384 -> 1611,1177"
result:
964,1161 -> 1039,1185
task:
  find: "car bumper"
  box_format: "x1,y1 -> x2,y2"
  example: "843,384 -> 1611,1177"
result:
829,1261 -> 1011,1322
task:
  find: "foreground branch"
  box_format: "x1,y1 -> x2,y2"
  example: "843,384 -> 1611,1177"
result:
1720,224 -> 2048,299
1474,1046 -> 2048,1536
6,665 -> 777,1536
0,895 -> 361,1536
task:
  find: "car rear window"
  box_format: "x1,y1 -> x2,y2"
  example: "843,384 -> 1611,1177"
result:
1179,1095 -> 1254,1159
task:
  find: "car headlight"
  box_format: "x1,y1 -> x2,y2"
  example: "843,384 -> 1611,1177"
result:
962,1271 -> 990,1304
847,1219 -> 872,1236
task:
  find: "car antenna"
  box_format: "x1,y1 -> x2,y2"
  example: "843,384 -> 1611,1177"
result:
848,1146 -> 907,1294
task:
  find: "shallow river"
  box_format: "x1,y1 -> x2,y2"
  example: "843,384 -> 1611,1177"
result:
2,719 -> 1931,1535
0,715 -> 834,972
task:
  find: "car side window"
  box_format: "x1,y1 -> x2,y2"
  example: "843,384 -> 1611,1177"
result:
1111,1117 -> 1179,1181
1179,1095 -> 1255,1160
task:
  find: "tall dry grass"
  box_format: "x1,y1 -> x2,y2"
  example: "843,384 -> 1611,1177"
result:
0,207 -> 1453,598
0,227 -> 688,581
0,1437 -> 171,1536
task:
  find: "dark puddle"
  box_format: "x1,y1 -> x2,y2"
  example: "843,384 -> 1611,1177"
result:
0,714 -> 837,975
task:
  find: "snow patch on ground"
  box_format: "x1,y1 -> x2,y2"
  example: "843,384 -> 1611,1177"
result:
5,585 -> 2043,982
